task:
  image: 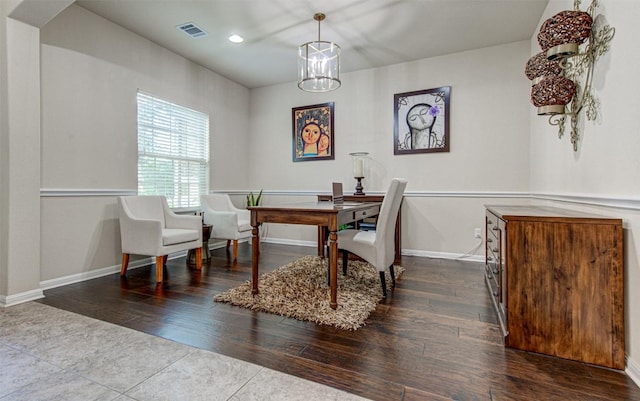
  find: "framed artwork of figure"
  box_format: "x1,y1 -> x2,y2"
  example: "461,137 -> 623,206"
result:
292,102 -> 335,162
393,86 -> 450,155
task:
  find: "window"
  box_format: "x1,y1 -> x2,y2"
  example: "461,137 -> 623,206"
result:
137,91 -> 209,209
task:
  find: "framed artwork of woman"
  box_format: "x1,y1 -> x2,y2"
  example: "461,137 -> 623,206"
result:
292,102 -> 335,162
393,86 -> 450,155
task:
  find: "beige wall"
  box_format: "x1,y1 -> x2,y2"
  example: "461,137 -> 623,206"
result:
0,0 -> 10,299
13,3 -> 535,286
529,0 -> 640,377
0,0 -> 51,301
38,4 -> 251,282
249,41 -> 532,254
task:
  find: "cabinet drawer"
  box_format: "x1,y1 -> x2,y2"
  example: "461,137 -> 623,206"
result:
487,260 -> 499,276
487,221 -> 500,239
485,212 -> 500,241
485,213 -> 500,265
485,264 -> 499,298
486,240 -> 499,256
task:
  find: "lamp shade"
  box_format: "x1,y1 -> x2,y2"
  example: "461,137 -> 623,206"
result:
537,10 -> 593,60
298,41 -> 341,92
525,51 -> 562,85
349,152 -> 368,178
531,76 -> 576,115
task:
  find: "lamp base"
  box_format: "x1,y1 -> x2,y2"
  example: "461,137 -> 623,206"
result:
353,177 -> 365,196
546,43 -> 579,60
537,104 -> 565,115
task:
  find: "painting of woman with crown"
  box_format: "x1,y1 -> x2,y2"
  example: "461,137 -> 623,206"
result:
292,102 -> 335,162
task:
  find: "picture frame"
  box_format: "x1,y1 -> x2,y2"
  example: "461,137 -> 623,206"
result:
292,102 -> 335,162
393,86 -> 450,155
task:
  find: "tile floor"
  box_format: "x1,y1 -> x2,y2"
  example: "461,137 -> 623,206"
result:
0,302 -> 370,401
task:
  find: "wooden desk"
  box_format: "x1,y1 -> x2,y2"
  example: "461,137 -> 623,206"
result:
317,194 -> 402,264
249,201 -> 381,309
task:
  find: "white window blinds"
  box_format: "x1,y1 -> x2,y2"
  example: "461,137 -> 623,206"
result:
137,91 -> 209,209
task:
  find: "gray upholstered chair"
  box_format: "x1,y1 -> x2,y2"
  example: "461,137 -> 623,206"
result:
338,178 -> 407,297
118,195 -> 203,282
200,194 -> 251,261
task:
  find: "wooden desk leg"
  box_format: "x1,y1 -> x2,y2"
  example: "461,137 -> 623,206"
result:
317,226 -> 324,257
317,226 -> 330,258
251,224 -> 260,295
329,229 -> 338,309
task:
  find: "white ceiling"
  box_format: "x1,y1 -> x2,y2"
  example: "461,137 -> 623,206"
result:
75,0 -> 549,89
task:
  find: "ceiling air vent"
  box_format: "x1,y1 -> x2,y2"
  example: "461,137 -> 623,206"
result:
176,22 -> 208,38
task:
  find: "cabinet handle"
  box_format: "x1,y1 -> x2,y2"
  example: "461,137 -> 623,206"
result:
487,219 -> 493,225
486,238 -> 493,243
487,256 -> 493,261
492,226 -> 499,231
493,290 -> 499,297
493,268 -> 499,275
492,247 -> 499,253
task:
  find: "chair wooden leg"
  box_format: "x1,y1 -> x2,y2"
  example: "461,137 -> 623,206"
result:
233,240 -> 238,261
379,271 -> 387,298
196,248 -> 202,269
156,256 -> 165,282
120,253 -> 130,276
389,264 -> 396,288
226,240 -> 231,249
342,250 -> 349,275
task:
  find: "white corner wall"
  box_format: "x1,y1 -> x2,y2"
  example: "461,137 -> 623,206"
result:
530,0 -> 640,379
1,3 -> 43,303
38,4 -> 251,282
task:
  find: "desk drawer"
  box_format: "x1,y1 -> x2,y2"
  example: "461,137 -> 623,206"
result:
353,206 -> 379,220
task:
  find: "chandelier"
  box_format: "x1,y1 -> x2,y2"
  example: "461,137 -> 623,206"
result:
298,13 -> 341,92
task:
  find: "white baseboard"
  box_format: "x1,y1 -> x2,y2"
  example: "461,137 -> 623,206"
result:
260,237 -> 484,263
401,248 -> 484,263
39,242 -> 232,292
626,356 -> 640,388
5,238 -> 479,307
0,289 -> 44,307
39,256 -> 154,291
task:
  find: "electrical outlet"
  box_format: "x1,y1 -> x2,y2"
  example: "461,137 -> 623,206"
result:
474,228 -> 482,238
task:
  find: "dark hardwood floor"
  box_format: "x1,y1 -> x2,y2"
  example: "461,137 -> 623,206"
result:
39,243 -> 640,401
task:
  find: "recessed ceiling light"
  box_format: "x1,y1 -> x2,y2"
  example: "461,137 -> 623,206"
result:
228,34 -> 244,44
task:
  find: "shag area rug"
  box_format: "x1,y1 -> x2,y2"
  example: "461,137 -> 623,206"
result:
214,255 -> 404,330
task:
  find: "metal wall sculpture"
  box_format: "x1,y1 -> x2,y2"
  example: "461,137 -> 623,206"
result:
526,0 -> 615,151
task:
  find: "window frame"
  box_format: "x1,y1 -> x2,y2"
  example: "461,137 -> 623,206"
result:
136,90 -> 210,211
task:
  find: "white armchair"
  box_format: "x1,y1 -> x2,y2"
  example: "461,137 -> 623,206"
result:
200,194 -> 251,261
338,179 -> 407,297
118,195 -> 202,282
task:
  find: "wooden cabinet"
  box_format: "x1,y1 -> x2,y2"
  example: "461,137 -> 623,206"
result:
317,194 -> 402,264
485,205 -> 624,369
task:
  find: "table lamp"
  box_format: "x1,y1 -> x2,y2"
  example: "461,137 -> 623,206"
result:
349,152 -> 368,195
